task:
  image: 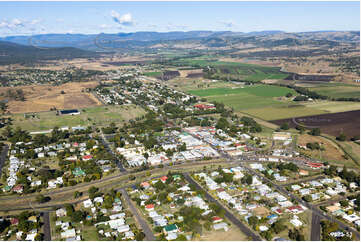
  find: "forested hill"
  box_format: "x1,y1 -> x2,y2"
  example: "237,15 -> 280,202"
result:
0,41 -> 99,65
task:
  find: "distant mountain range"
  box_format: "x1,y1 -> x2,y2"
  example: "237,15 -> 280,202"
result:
0,40 -> 98,65
0,30 -> 359,51
0,30 -> 359,65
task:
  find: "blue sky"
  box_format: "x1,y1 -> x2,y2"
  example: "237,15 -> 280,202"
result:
0,1 -> 359,36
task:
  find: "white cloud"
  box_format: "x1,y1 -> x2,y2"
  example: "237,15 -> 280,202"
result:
110,10 -> 134,27
99,24 -> 112,29
220,20 -> 236,28
0,18 -> 42,30
30,19 -> 42,25
165,23 -> 188,31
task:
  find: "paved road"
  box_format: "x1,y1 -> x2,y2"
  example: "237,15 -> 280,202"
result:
120,188 -> 156,241
184,173 -> 262,241
0,144 -> 9,178
42,211 -> 52,241
99,131 -> 126,172
311,212 -> 321,241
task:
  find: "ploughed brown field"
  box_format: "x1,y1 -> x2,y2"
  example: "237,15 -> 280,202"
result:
0,81 -> 102,113
271,110 -> 360,138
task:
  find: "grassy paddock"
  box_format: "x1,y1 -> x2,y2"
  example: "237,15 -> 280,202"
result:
308,85 -> 360,99
188,85 -> 296,97
10,105 -> 145,132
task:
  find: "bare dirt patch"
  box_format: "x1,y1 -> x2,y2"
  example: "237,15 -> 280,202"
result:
198,225 -> 248,241
253,206 -> 270,217
178,69 -> 204,78
271,110 -> 360,139
0,81 -> 101,113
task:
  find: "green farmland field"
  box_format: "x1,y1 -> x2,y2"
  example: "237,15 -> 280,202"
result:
188,85 -> 297,97
171,57 -> 288,82
189,84 -> 360,121
308,85 -> 360,99
143,71 -> 163,77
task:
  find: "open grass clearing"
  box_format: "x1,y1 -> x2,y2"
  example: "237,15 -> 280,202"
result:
167,78 -> 239,92
0,81 -> 102,113
304,101 -> 360,113
244,105 -> 328,121
297,134 -> 357,168
188,85 -> 296,97
9,104 -> 145,132
308,85 -> 359,99
198,225 -> 249,241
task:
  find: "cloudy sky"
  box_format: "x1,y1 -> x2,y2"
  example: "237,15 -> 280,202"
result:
0,1 -> 359,36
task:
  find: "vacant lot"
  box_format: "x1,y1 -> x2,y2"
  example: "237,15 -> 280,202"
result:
0,81 -> 101,113
271,110 -> 360,139
199,225 -> 248,241
10,105 -> 145,132
297,134 -> 356,167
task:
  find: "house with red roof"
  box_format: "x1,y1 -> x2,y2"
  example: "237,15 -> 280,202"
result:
275,209 -> 283,215
212,216 -> 223,223
140,181 -> 150,189
160,176 -> 168,183
194,103 -> 216,110
73,142 -> 79,147
12,185 -> 23,193
82,155 -> 93,161
286,205 -> 305,214
145,204 -> 155,211
10,218 -> 19,225
305,162 -> 324,169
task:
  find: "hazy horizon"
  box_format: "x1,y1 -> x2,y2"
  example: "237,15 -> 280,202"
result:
0,1 -> 359,37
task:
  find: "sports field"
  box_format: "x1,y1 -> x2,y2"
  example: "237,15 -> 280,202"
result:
10,105 -> 145,132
